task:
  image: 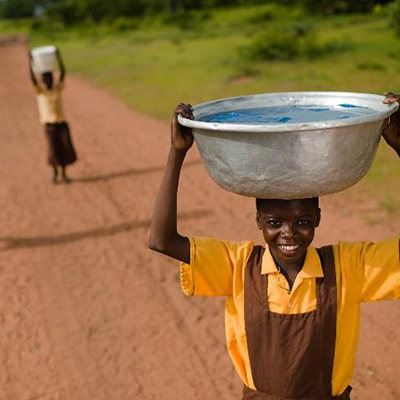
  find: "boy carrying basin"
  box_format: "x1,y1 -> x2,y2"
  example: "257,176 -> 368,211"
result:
149,95 -> 400,400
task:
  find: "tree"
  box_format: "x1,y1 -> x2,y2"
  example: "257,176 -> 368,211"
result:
284,0 -> 393,14
0,0 -> 36,19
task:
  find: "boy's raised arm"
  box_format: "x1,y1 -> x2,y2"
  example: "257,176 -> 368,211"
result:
382,93 -> 400,157
148,103 -> 194,264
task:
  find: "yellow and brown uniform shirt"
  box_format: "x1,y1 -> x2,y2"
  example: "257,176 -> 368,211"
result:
180,237 -> 400,396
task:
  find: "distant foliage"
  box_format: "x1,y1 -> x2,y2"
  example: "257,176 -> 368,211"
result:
387,0 -> 400,36
45,0 -> 146,24
240,22 -> 351,61
0,0 -> 395,21
243,30 -> 306,61
283,0 -> 393,15
245,4 -> 295,24
0,0 -> 35,19
162,9 -> 211,30
108,17 -> 138,33
356,61 -> 386,70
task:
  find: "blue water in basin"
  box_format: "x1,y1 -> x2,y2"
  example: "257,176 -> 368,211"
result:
199,104 -> 377,125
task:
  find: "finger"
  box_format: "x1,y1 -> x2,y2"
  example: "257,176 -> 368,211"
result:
383,97 -> 397,104
184,107 -> 194,117
181,107 -> 193,116
174,104 -> 187,113
178,102 -> 192,108
181,103 -> 192,111
174,110 -> 191,120
173,109 -> 181,115
174,103 -> 194,119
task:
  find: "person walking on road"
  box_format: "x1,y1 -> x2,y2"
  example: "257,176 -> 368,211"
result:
29,47 -> 77,184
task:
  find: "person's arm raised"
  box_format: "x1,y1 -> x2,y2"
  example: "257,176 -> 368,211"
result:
28,51 -> 39,87
148,103 -> 194,264
382,92 -> 400,158
56,47 -> 66,83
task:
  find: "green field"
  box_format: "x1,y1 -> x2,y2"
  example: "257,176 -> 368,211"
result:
2,5 -> 400,216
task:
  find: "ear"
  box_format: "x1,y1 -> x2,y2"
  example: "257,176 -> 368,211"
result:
315,208 -> 321,228
255,212 -> 262,230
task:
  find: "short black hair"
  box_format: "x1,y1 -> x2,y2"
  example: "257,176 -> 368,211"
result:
255,197 -> 319,212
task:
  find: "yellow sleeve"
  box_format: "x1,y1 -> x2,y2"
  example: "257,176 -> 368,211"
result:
180,237 -> 254,297
336,239 -> 400,303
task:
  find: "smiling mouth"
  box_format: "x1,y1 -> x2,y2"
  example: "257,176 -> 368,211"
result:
278,244 -> 300,251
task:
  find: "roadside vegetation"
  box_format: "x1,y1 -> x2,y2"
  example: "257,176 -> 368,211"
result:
1,1 -> 399,217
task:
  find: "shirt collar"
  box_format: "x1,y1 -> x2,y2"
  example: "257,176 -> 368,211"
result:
261,245 -> 324,278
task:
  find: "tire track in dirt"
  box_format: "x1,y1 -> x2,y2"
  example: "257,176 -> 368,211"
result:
0,40 -> 399,400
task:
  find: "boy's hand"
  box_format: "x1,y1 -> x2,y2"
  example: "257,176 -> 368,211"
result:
382,92 -> 400,154
171,103 -> 194,152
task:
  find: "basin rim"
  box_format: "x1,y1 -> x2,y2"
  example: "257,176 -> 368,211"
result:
178,91 -> 399,133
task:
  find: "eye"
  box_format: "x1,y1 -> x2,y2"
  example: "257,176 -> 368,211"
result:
297,219 -> 311,226
267,220 -> 282,227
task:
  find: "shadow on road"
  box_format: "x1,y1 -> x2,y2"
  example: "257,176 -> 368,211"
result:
0,209 -> 212,251
73,159 -> 202,184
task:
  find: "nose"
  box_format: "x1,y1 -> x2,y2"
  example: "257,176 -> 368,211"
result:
280,222 -> 296,239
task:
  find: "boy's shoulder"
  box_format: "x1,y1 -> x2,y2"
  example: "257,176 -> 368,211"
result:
332,238 -> 399,270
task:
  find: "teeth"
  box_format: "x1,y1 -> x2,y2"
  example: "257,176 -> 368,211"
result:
279,245 -> 299,251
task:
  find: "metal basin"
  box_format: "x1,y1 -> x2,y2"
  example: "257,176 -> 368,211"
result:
178,92 -> 398,199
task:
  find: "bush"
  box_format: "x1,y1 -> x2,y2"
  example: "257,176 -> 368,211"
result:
29,17 -> 65,38
46,1 -> 84,25
246,8 -> 274,24
283,0 -> 390,15
356,61 -> 386,71
0,0 -> 35,19
239,21 -> 352,62
240,22 -> 319,61
245,4 -> 305,26
162,9 -> 210,30
109,17 -> 138,32
387,0 -> 400,36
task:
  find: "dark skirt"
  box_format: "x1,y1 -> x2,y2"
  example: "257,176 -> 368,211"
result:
45,122 -> 77,167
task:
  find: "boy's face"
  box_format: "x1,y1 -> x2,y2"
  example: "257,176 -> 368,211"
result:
256,199 -> 321,268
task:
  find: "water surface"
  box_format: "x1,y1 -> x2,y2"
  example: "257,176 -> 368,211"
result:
200,104 -> 377,125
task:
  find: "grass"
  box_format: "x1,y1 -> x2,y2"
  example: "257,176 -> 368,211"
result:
1,5 -> 399,216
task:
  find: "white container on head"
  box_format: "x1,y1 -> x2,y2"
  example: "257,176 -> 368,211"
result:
31,46 -> 58,73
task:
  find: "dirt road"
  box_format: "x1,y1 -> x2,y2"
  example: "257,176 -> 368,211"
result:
0,39 -> 399,400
